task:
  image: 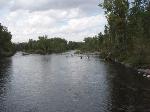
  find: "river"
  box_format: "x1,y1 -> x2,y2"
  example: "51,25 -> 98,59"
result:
0,52 -> 150,112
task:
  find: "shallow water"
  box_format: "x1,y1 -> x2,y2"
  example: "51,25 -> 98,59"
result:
0,52 -> 150,112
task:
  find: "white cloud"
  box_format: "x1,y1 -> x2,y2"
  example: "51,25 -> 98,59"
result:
0,0 -> 8,8
10,0 -> 99,12
0,0 -> 106,42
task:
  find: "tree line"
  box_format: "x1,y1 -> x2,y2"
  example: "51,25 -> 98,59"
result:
0,23 -> 82,56
15,36 -> 82,54
80,0 -> 150,67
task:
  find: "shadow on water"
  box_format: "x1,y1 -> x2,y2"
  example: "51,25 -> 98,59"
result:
0,57 -> 12,111
105,62 -> 150,112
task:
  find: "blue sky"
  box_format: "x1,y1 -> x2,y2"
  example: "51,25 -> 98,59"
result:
0,0 -> 107,42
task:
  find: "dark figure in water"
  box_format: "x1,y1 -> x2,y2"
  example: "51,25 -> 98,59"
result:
80,56 -> 83,59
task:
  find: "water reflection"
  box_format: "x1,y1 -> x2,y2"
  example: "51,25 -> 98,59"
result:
0,58 -> 12,111
106,63 -> 150,112
0,53 -> 150,112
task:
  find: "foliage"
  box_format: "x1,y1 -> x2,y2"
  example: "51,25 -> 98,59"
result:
80,0 -> 150,67
67,41 -> 83,50
0,23 -> 14,57
21,36 -> 67,54
17,36 -> 82,54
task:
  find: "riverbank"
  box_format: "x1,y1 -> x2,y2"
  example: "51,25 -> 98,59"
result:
0,51 -> 16,58
106,57 -> 150,77
105,56 -> 150,76
22,49 -> 68,55
111,59 -> 150,76
75,50 -> 100,55
76,50 -> 150,77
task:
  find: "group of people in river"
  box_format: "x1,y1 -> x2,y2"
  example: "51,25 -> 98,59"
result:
66,54 -> 90,59
80,55 -> 90,59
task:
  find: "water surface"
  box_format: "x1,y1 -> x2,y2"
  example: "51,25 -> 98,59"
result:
0,52 -> 150,112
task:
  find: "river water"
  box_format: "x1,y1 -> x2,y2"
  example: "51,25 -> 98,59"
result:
0,52 -> 150,112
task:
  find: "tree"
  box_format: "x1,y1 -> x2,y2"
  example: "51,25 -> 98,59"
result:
100,0 -> 129,55
0,23 -> 13,56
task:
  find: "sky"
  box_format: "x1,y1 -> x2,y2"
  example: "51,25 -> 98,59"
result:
0,0 -> 107,42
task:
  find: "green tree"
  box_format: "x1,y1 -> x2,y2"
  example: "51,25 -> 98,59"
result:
0,23 -> 13,57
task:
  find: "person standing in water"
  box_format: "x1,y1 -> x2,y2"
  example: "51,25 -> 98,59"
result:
87,55 -> 89,59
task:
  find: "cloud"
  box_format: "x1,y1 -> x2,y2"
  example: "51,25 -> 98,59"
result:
0,0 -> 106,42
0,0 -> 8,8
10,0 -> 99,12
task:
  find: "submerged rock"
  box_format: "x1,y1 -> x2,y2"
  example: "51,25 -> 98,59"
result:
138,69 -> 150,78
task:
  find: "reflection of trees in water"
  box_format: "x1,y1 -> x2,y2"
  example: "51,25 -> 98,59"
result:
0,58 -> 12,97
106,63 -> 150,112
